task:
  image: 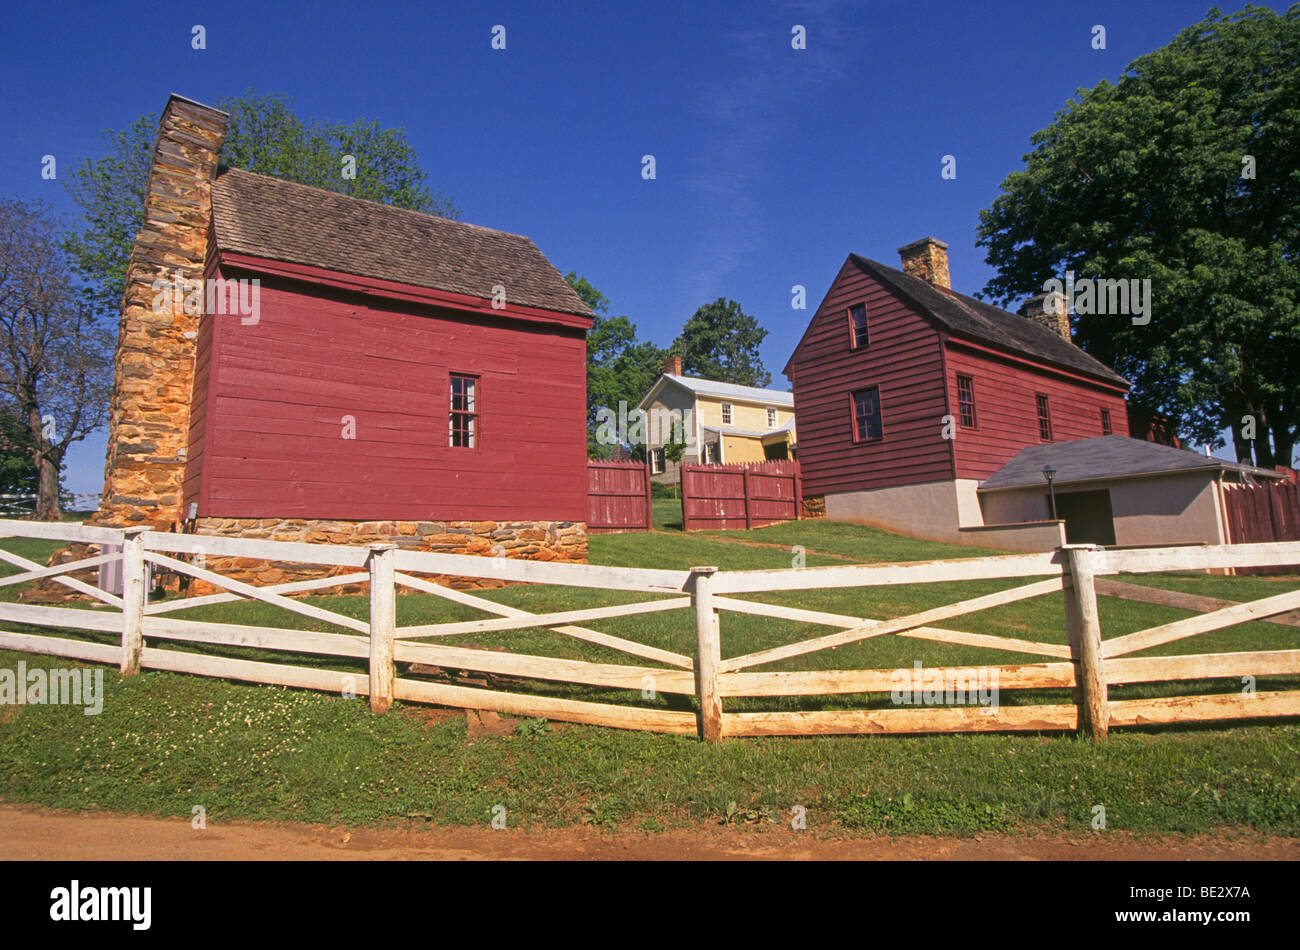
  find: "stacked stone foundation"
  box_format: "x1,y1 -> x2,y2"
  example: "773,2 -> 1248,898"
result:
172,518 -> 588,596
801,495 -> 827,519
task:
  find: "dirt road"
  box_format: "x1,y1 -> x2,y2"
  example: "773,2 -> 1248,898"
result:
1,805 -> 1295,860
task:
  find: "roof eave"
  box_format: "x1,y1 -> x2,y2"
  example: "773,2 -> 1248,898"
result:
216,250 -> 595,330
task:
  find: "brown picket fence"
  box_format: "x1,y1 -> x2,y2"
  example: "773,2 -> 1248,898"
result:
680,460 -> 801,531
587,459 -> 652,533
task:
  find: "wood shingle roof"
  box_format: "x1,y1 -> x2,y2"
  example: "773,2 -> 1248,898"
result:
210,166 -> 592,318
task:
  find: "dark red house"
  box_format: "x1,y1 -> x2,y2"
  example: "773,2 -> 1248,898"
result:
187,167 -> 592,524
785,237 -> 1133,548
97,95 -> 593,574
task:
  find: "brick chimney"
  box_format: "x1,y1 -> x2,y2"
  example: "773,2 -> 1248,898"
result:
94,94 -> 228,529
897,237 -> 951,291
1018,291 -> 1071,340
664,354 -> 683,376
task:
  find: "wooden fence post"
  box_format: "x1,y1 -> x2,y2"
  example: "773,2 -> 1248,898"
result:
742,468 -> 752,530
1062,543 -> 1109,740
680,464 -> 691,533
368,543 -> 397,713
793,462 -> 803,520
119,528 -> 149,676
645,456 -> 655,532
691,565 -> 722,741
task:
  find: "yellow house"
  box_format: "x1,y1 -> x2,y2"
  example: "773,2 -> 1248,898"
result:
636,357 -> 796,483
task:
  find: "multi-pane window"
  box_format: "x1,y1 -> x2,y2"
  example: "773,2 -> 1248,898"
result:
849,304 -> 869,349
721,403 -> 733,425
1036,394 -> 1053,441
704,442 -> 720,463
450,374 -> 478,448
956,374 -> 977,428
767,407 -> 778,428
851,386 -> 883,441
1101,408 -> 1112,435
650,448 -> 666,474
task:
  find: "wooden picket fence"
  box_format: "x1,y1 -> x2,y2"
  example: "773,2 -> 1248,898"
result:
587,459 -> 652,533
1224,480 -> 1300,543
0,518 -> 1297,740
680,459 -> 801,531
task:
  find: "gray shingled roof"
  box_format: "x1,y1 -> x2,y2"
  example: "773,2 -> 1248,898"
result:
660,374 -> 795,406
979,435 -> 1283,491
848,254 -> 1128,387
210,167 -> 592,318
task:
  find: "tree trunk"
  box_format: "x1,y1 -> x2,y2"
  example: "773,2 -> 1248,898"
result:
25,399 -> 61,520
36,453 -> 61,520
1230,419 -> 1255,465
1271,423 -> 1295,471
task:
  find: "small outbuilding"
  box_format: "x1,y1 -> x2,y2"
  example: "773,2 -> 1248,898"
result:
978,436 -> 1285,546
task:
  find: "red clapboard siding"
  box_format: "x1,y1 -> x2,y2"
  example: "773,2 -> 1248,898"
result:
787,259 -> 952,497
188,267 -> 589,521
945,342 -> 1130,481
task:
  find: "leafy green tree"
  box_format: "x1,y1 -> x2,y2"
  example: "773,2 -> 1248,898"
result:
566,273 -> 667,456
671,298 -> 771,387
976,5 -> 1300,467
0,404 -> 40,497
65,90 -> 459,323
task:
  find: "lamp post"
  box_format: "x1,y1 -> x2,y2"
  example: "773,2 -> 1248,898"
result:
1043,465 -> 1058,521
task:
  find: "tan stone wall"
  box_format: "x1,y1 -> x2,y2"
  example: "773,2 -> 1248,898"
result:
174,518 -> 588,595
94,95 -> 228,531
802,495 -> 826,519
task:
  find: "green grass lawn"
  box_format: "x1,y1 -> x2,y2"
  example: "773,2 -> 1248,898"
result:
0,516 -> 1297,835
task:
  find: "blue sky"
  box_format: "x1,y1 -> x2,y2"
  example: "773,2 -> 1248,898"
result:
1,0 -> 1277,492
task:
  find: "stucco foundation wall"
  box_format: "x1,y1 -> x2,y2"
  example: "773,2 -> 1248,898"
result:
175,517 -> 587,595
825,479 -> 1064,551
957,521 -> 1066,552
825,480 -> 968,542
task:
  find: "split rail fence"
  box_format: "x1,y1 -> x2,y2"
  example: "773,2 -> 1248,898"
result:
0,519 -> 1297,740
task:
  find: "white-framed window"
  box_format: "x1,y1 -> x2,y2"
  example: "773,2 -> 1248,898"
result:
767,407 -> 777,428
704,442 -> 720,464
650,448 -> 666,474
450,374 -> 478,448
721,402 -> 733,425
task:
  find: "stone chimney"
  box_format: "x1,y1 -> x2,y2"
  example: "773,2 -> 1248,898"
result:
897,237 -> 951,291
94,94 -> 228,529
664,354 -> 683,376
1017,291 -> 1071,340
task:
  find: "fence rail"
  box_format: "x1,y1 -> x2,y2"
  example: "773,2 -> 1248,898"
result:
0,519 -> 1297,740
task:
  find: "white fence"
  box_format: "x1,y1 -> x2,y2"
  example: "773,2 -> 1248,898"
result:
0,519 -> 1297,740
0,493 -> 101,516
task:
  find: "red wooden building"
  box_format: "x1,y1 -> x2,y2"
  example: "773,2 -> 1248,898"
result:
784,237 -> 1134,547
185,168 -> 593,525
